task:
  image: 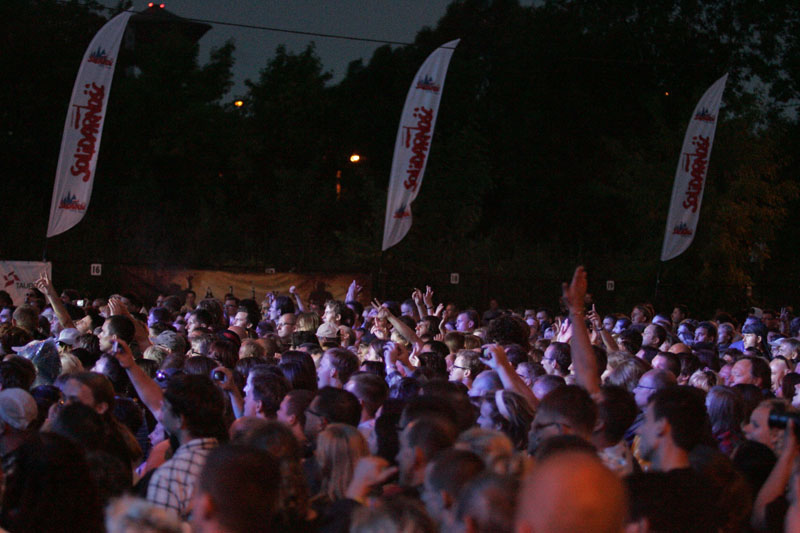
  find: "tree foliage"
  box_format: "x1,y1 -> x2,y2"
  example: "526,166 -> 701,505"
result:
3,0 -> 800,312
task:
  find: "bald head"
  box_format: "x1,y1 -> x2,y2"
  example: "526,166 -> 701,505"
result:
516,452 -> 627,533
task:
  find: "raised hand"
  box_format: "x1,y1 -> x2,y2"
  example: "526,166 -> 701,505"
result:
35,271 -> 56,296
480,343 -> 509,370
346,280 -> 363,302
112,336 -> 135,369
412,288 -> 423,306
587,304 -> 602,331
108,297 -> 130,317
562,266 -> 587,315
423,286 -> 434,308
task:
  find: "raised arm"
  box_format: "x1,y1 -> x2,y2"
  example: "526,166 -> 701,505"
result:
345,280 -> 362,306
108,297 -> 151,351
288,285 -> 306,313
113,337 -> 163,418
483,344 -> 538,409
35,272 -> 75,330
562,266 -> 601,399
412,288 -> 427,319
372,299 -> 423,351
588,305 -> 619,352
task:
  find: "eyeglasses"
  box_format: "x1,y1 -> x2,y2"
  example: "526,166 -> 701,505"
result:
452,365 -> 469,371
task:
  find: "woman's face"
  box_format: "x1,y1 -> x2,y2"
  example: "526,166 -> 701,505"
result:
476,399 -> 495,430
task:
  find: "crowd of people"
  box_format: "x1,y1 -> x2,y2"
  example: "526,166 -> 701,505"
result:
0,267 -> 799,532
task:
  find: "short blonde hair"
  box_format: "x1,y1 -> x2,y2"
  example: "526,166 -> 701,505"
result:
688,369 -> 718,392
239,338 -> 266,359
143,345 -> 168,365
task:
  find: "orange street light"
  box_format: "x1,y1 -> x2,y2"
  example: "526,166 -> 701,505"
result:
349,154 -> 361,163
234,100 -> 244,107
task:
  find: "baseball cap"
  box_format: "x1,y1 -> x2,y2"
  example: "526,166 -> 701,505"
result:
57,328 -> 81,346
0,388 -> 38,430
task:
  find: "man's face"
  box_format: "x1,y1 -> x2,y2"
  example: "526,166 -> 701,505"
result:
449,356 -> 468,383
455,313 -> 472,332
303,396 -> 325,442
322,305 -> 337,325
771,359 -> 790,393
147,310 -> 160,328
636,403 -> 660,463
75,314 -> 92,334
224,300 -> 238,320
743,333 -> 760,350
0,308 -> 10,324
276,395 -> 292,424
542,346 -> 557,375
401,302 -> 415,318
159,398 -> 182,438
268,302 -> 281,322
62,378 -> 100,413
718,325 -> 733,345
671,307 -> 685,324
774,341 -> 797,361
642,325 -> 658,348
718,364 -> 733,386
277,314 -> 296,339
634,373 -> 657,409
186,314 -> 202,334
694,327 -> 711,344
602,316 -> 615,332
516,365 -> 534,387
731,359 -> 756,386
415,320 -> 430,337
613,319 -> 628,335
243,375 -> 260,417
631,307 -> 645,324
98,320 -> 113,352
232,311 -> 249,329
536,311 -> 548,324
317,354 -> 334,388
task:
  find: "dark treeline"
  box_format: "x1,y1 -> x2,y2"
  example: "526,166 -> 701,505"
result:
2,0 -> 800,314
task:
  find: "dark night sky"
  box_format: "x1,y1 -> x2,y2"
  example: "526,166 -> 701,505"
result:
102,0 -> 468,97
